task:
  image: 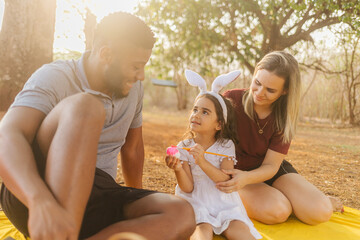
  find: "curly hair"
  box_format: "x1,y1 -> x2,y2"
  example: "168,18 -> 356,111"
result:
93,12 -> 155,50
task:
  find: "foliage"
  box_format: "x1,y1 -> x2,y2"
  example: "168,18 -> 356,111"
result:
136,0 -> 360,110
335,27 -> 360,125
53,50 -> 82,61
297,24 -> 360,125
138,0 -> 360,75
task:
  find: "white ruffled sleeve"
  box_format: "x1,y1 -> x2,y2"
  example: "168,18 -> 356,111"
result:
221,139 -> 238,165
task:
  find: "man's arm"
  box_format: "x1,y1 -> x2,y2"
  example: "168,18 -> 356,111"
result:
120,127 -> 144,188
0,107 -> 78,240
0,107 -> 52,206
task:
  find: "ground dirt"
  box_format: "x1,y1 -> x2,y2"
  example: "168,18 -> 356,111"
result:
125,109 -> 360,210
0,109 -> 359,210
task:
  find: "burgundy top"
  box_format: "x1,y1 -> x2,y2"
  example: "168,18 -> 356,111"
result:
223,89 -> 291,171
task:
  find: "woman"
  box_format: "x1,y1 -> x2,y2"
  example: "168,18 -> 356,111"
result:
218,51 -> 341,225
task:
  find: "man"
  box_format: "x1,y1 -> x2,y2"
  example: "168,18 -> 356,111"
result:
0,12 -> 195,240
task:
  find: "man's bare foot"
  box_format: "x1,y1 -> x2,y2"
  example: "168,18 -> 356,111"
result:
328,196 -> 344,213
108,232 -> 147,240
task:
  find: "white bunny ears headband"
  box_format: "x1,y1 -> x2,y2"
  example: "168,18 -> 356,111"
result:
185,69 -> 241,123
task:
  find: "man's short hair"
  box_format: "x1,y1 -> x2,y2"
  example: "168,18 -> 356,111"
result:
93,12 -> 155,50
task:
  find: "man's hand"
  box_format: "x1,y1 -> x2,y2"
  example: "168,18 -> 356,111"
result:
28,199 -> 77,240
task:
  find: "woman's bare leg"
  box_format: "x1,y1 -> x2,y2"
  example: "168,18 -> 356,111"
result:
328,196 -> 344,212
272,173 -> 333,225
238,183 -> 292,224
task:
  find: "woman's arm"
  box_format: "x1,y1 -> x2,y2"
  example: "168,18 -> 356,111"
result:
216,149 -> 285,192
165,155 -> 194,193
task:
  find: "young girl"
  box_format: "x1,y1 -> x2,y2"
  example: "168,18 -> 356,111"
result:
165,70 -> 262,240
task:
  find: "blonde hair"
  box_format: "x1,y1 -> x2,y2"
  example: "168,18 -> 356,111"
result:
243,51 -> 301,143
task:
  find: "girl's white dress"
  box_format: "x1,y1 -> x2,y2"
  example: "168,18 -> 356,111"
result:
176,139 -> 262,239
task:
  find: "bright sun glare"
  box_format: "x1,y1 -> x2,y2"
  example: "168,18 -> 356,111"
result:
0,0 -> 337,53
55,0 -> 140,52
0,0 -> 139,52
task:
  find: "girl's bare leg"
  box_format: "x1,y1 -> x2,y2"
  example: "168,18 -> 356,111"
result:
190,223 -> 213,240
223,220 -> 255,240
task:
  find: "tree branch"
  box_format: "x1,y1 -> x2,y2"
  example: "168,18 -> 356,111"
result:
354,72 -> 360,81
284,4 -> 314,36
234,50 -> 255,73
240,0 -> 271,31
301,69 -> 317,102
278,8 -> 294,30
299,62 -> 345,75
282,16 -> 340,48
350,37 -> 360,82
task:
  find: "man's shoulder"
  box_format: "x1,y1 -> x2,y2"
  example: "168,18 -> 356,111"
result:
35,59 -> 76,78
26,59 -> 78,88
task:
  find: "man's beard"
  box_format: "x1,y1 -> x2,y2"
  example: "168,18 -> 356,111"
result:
104,63 -> 128,99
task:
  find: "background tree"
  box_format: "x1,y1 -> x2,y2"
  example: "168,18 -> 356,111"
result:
0,0 -> 57,110
67,0 -> 97,51
337,29 -> 360,125
84,7 -> 97,50
137,0 -> 360,110
138,0 -> 227,109
217,0 -> 360,73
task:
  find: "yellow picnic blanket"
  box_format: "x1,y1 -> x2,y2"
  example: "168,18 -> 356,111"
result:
215,206 -> 360,240
1,207 -> 360,240
0,211 -> 28,240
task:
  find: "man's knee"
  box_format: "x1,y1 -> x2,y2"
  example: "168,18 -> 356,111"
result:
62,93 -> 105,123
162,196 -> 196,238
124,193 -> 196,239
36,93 -> 105,154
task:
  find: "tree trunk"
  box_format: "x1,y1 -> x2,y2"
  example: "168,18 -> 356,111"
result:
84,7 -> 97,51
0,0 -> 56,110
174,71 -> 188,110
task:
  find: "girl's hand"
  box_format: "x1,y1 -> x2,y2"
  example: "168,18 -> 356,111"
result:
165,155 -> 183,172
189,144 -> 206,165
216,169 -> 250,193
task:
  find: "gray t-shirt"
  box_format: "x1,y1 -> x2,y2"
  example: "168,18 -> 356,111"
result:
11,52 -> 143,179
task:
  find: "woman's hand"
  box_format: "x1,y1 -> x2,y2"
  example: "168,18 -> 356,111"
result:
216,169 -> 250,193
165,155 -> 183,172
189,144 -> 206,165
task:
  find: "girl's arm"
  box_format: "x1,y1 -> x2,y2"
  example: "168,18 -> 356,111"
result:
216,149 -> 285,192
190,144 -> 232,183
165,155 -> 194,193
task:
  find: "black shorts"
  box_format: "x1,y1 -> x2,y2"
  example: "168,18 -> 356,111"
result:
264,160 -> 298,186
0,168 -> 156,239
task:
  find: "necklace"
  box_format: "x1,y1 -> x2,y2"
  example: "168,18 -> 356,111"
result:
255,117 -> 269,134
